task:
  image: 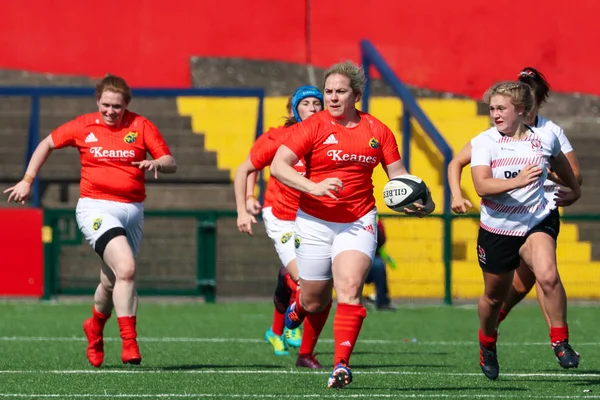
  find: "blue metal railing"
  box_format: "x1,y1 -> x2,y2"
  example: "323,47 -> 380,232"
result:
254,94 -> 266,205
360,40 -> 453,213
360,40 -> 455,304
0,87 -> 265,207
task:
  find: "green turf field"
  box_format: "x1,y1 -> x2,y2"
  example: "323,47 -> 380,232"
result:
0,300 -> 598,399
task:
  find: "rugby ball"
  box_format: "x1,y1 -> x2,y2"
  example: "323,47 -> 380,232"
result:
383,175 -> 428,212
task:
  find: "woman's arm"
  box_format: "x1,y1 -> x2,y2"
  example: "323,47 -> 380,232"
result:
381,159 -> 408,179
471,164 -> 541,197
154,155 -> 177,173
234,158 -> 257,215
448,142 -> 471,200
384,160 -> 435,216
270,145 -> 342,199
24,134 -> 55,179
246,171 -> 257,198
547,151 -> 582,186
270,145 -> 317,193
234,157 -> 259,235
244,171 -> 261,215
448,142 -> 474,213
550,152 -> 582,207
4,134 -> 55,204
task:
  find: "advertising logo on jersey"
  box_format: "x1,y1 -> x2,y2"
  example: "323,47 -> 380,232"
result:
90,147 -> 136,160
124,131 -> 139,144
326,149 -> 378,164
369,137 -> 379,149
294,235 -> 302,249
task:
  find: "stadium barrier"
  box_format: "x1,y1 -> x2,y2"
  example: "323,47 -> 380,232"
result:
42,209 -> 600,304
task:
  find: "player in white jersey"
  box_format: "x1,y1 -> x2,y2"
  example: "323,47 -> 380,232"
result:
447,68 -> 582,336
469,81 -> 581,380
498,68 -> 582,325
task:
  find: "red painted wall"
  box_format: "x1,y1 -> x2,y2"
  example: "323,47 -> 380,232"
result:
0,209 -> 44,297
2,1 -> 599,98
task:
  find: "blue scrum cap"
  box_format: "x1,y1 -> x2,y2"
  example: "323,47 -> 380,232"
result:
291,85 -> 323,122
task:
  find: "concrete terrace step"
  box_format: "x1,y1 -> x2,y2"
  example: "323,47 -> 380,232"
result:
567,170 -> 600,187
573,154 -> 600,170
215,217 -> 282,297
568,137 -> 600,157
552,117 -> 600,138
41,183 -> 236,209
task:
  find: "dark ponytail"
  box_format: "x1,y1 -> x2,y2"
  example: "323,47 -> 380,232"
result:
517,67 -> 550,108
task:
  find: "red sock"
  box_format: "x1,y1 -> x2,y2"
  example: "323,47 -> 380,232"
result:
290,287 -> 298,308
272,308 -> 285,336
333,303 -> 367,366
295,289 -> 308,318
478,329 -> 497,349
497,310 -> 508,324
550,325 -> 569,345
284,273 -> 297,292
117,316 -> 137,340
299,301 -> 332,356
92,306 -> 110,331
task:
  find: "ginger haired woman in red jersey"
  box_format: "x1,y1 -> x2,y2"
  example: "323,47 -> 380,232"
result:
5,75 -> 177,367
270,61 -> 435,388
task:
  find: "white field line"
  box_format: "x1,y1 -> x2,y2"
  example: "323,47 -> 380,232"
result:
0,336 -> 599,347
0,336 -> 263,343
0,393 -> 598,399
0,369 -> 597,378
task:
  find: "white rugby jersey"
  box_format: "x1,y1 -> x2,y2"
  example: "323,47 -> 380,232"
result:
536,116 -> 573,209
471,126 -> 561,236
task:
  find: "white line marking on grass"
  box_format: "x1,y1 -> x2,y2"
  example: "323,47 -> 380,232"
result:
0,394 -> 599,399
0,369 -> 597,379
0,336 -> 599,347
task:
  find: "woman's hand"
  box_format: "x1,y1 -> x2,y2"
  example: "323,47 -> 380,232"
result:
451,196 -> 473,214
237,211 -> 258,236
4,180 -> 32,205
404,187 -> 436,217
132,160 -> 161,179
514,164 -> 542,189
246,196 -> 262,215
554,188 -> 581,207
308,178 -> 343,200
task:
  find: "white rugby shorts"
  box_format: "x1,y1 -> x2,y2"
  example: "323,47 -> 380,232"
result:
75,197 -> 144,257
262,206 -> 296,268
293,208 -> 378,281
